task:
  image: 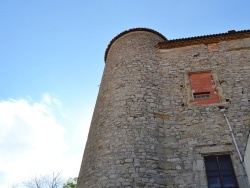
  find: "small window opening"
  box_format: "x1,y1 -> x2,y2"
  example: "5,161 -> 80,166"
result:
193,92 -> 211,100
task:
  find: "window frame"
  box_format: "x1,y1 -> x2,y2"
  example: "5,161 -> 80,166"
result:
204,154 -> 238,188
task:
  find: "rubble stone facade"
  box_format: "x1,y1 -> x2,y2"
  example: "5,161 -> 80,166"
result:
77,28 -> 250,188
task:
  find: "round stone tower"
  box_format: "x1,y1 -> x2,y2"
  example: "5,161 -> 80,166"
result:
77,28 -> 168,187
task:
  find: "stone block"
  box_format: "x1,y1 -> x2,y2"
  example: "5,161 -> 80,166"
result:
158,161 -> 175,170
201,145 -> 232,154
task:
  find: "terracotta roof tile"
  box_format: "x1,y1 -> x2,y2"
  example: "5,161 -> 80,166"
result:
157,30 -> 250,49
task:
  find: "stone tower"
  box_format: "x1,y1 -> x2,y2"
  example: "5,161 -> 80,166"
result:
77,28 -> 250,187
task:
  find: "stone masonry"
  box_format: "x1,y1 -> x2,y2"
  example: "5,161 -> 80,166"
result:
77,28 -> 250,188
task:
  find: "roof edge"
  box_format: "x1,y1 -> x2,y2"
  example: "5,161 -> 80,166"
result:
157,29 -> 250,50
104,28 -> 167,62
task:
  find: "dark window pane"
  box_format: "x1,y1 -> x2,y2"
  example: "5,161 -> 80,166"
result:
218,156 -> 233,171
207,171 -> 220,177
204,156 -> 218,171
220,170 -> 235,176
207,177 -> 221,188
222,176 -> 238,187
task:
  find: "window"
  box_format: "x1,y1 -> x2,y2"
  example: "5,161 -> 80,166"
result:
189,71 -> 220,105
204,155 -> 238,188
193,92 -> 211,99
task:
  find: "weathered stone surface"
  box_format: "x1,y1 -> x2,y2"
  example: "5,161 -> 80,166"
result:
154,113 -> 170,120
77,28 -> 250,188
200,145 -> 232,154
158,161 -> 175,170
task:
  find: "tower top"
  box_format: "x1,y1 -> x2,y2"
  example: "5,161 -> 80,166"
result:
104,28 -> 167,62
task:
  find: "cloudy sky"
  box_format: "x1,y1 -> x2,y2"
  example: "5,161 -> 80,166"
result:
0,0 -> 249,187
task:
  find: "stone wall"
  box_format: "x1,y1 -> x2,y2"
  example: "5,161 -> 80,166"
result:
157,38 -> 250,187
77,29 -> 250,188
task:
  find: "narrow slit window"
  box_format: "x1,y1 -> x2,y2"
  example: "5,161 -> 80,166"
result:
193,92 -> 211,99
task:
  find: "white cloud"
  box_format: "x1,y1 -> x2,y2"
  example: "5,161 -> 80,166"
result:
0,95 -> 81,188
41,93 -> 62,107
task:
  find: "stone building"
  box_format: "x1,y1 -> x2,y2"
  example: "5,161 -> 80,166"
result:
77,28 -> 250,188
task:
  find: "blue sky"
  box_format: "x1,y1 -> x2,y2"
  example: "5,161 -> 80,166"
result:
0,0 -> 249,187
